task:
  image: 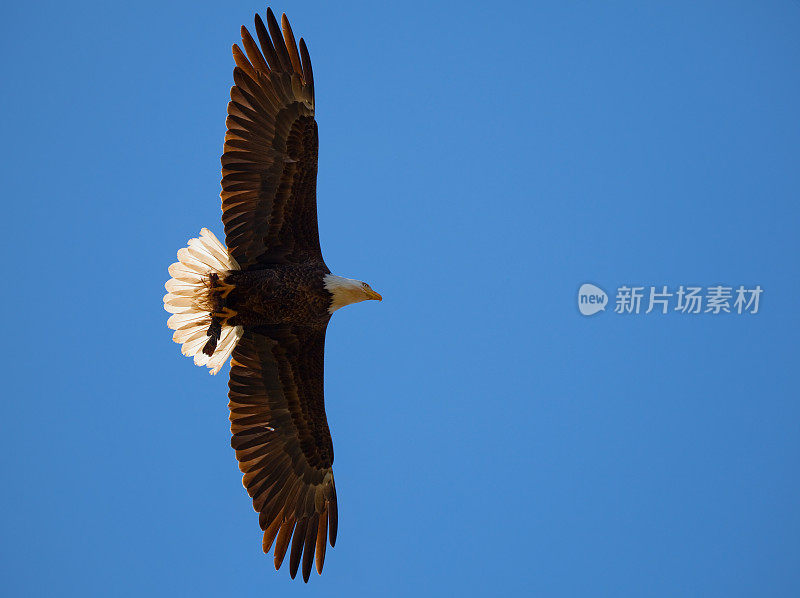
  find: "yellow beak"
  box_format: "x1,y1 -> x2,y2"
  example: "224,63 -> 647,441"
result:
366,289 -> 382,301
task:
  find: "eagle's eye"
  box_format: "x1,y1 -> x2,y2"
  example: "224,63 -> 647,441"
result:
362,282 -> 370,289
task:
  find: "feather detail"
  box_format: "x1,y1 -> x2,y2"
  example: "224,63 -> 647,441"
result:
164,228 -> 241,374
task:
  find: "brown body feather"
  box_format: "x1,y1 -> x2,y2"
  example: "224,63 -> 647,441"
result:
224,263 -> 331,327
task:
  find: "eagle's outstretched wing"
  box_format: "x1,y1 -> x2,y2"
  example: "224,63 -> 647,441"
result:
221,9 -> 323,269
229,327 -> 337,582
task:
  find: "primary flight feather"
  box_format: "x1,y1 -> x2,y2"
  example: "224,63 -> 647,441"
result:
163,8 -> 381,582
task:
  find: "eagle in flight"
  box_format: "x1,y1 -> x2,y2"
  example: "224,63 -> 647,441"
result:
163,8 -> 381,582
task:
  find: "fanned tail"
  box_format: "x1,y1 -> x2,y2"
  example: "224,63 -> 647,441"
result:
163,228 -> 243,375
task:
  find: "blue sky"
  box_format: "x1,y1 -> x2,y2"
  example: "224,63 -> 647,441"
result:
3,0 -> 799,595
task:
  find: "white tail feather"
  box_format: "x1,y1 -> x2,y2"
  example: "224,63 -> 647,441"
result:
164,228 -> 242,375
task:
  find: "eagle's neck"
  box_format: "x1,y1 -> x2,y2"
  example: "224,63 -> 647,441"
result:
323,274 -> 367,314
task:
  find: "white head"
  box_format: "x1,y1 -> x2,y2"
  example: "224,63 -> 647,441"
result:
323,274 -> 382,313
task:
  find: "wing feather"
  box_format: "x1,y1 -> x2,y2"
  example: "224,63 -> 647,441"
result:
302,515 -> 319,582
315,509 -> 328,574
299,38 -> 314,97
254,13 -> 282,70
289,516 -> 307,579
262,517 -> 281,554
274,518 -> 294,569
266,8 -> 292,71
229,328 -> 336,581
281,13 -> 304,75
241,26 -> 271,73
221,10 -> 322,269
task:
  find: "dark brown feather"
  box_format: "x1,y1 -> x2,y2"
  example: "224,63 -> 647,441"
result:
266,8 -> 292,72
221,10 -> 321,269
302,515 -> 318,582
281,13 -> 304,75
328,483 -> 338,547
274,518 -> 295,569
289,517 -> 308,579
241,26 -> 270,73
262,517 -> 281,553
254,13 -> 281,71
315,508 -> 328,574
299,38 -> 314,91
229,328 -> 336,582
231,44 -> 253,72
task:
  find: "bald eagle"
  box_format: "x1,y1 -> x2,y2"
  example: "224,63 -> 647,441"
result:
163,8 -> 381,582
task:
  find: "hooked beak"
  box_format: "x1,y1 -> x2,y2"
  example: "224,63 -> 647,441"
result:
365,289 -> 382,301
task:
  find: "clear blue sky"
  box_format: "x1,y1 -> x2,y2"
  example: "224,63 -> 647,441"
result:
3,1 -> 799,596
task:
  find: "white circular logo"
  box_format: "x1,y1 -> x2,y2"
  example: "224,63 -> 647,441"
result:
578,283 -> 608,316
